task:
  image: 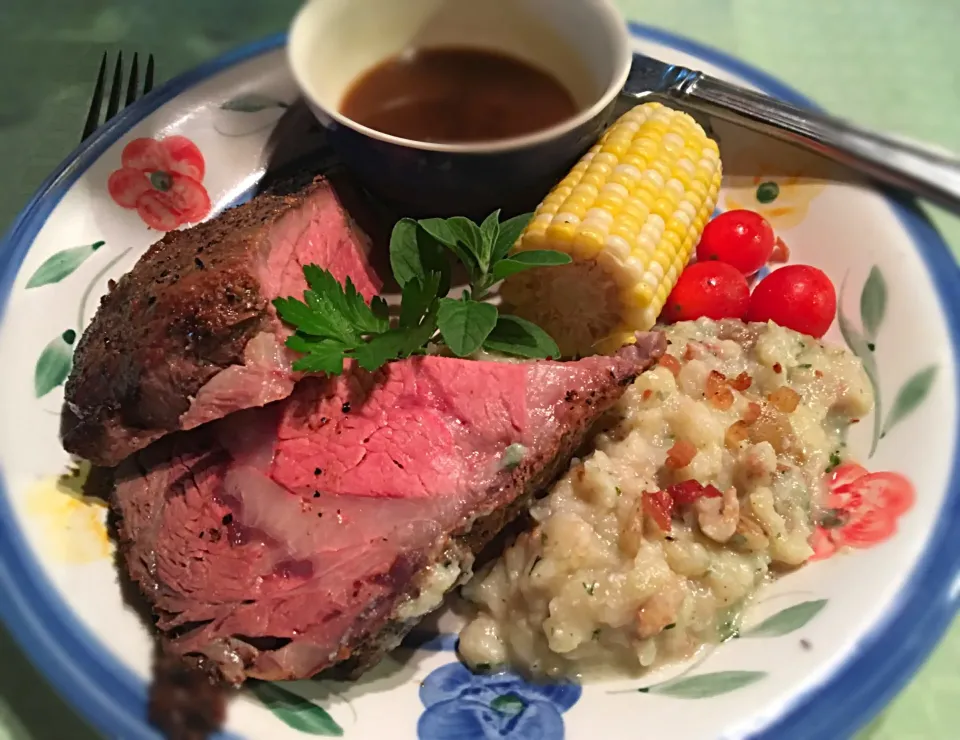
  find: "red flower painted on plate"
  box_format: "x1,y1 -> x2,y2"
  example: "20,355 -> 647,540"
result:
809,462 -> 915,561
107,136 -> 211,231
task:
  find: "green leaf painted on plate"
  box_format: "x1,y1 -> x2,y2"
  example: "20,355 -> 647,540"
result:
837,279 -> 883,456
250,682 -> 343,736
35,330 -> 76,398
490,692 -> 526,716
26,241 -> 104,288
221,94 -> 289,113
640,671 -> 766,699
743,600 -> 827,638
859,266 -> 887,342
881,365 -> 938,439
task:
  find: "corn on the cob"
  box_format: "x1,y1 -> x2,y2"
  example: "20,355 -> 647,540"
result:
500,102 -> 722,357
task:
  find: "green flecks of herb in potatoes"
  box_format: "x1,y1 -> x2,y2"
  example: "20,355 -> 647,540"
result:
584,582 -> 597,596
275,212 -> 569,373
826,450 -> 842,473
501,443 -> 527,469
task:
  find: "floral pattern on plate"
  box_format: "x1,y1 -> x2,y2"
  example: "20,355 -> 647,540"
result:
418,662 -> 581,740
810,463 -> 916,561
107,135 -> 211,230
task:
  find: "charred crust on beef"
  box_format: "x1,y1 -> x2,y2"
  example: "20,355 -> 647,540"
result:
60,181 -> 361,467
149,651 -> 226,740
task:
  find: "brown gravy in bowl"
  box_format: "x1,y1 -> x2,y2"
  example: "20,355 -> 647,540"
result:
339,47 -> 578,144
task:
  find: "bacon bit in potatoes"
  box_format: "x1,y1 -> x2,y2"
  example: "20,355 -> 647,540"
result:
642,389 -> 653,401
742,402 -> 762,425
770,236 -> 790,264
768,387 -> 801,413
772,362 -> 783,374
666,439 -> 698,469
706,370 -> 735,410
815,370 -> 824,379
658,354 -> 681,377
725,420 -> 750,449
667,480 -> 723,506
730,372 -> 752,391
643,490 -> 674,532
748,409 -> 794,454
683,344 -> 699,361
776,463 -> 792,473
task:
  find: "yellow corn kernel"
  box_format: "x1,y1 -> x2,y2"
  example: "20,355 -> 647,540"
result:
504,103 -> 723,357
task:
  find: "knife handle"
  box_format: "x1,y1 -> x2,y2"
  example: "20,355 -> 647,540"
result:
624,64 -> 960,215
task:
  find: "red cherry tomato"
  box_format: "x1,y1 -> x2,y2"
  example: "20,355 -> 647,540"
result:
661,261 -> 750,322
696,210 -> 776,276
746,265 -> 837,338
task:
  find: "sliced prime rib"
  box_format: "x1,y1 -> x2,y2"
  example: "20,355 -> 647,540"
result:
61,178 -> 382,467
113,335 -> 665,685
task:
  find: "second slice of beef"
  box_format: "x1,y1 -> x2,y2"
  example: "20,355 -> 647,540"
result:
61,178 -> 382,467
113,335 -> 665,685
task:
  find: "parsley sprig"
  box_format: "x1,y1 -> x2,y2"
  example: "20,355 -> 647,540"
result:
273,211 -> 571,374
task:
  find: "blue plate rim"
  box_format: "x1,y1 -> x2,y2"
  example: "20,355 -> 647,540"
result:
0,22 -> 957,740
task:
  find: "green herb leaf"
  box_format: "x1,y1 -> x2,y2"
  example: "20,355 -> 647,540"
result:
743,600 -> 827,638
389,218 -> 422,286
399,272 -> 442,329
35,330 -> 75,398
286,336 -> 349,375
303,266 -> 387,335
437,298 -> 498,357
353,304 -> 439,371
389,219 -> 452,295
446,216 -> 488,273
291,347 -> 346,375
641,671 -> 766,698
26,241 -> 104,289
491,250 -> 572,281
491,213 -> 532,263
480,210 -> 501,257
859,266 -> 887,342
417,217 -> 479,285
881,365 -> 938,438
482,315 -> 560,359
250,682 -> 343,736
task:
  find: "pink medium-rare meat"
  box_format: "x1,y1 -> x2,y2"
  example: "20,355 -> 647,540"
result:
61,178 -> 381,467
112,335 -> 666,685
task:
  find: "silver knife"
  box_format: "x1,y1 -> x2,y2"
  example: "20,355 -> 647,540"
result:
623,52 -> 960,215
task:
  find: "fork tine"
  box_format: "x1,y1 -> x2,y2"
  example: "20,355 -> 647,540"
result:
80,52 -> 108,142
144,54 -> 155,96
105,51 -> 124,123
125,53 -> 140,108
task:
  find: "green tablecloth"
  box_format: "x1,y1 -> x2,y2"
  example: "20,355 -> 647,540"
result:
0,1 -> 957,737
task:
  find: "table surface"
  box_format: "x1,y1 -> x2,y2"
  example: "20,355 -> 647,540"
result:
0,1 -> 958,738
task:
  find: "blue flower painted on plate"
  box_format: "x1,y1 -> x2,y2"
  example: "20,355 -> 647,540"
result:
417,662 -> 581,740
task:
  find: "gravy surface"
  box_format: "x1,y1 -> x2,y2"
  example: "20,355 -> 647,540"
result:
340,47 -> 578,144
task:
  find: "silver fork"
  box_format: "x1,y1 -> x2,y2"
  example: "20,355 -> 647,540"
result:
80,52 -> 156,143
